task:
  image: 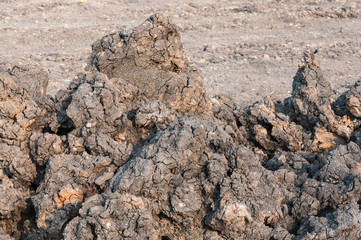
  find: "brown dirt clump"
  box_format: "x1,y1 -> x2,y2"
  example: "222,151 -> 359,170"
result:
1,14 -> 361,240
86,14 -> 211,116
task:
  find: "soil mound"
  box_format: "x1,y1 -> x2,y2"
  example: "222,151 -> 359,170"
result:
1,14 -> 361,240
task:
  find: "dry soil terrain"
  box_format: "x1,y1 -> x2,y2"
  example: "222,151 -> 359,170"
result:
0,0 -> 360,106
2,1 -> 361,239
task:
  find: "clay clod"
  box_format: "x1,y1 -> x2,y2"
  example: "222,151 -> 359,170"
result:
2,15 -> 361,240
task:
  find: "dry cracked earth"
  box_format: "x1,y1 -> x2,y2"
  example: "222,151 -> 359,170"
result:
1,0 -> 361,240
1,0 -> 360,106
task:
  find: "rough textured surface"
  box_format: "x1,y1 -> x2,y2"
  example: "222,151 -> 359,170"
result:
0,62 -> 48,100
86,14 -> 211,116
0,174 -> 30,239
0,64 -> 47,238
0,70 -> 44,146
29,154 -> 115,239
1,14 -> 361,240
63,193 -> 158,240
1,0 -> 360,107
346,79 -> 361,118
105,115 -> 234,239
291,52 -> 333,129
289,52 -> 355,151
296,202 -> 361,240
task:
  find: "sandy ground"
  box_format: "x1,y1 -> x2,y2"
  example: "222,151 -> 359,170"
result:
0,0 -> 360,107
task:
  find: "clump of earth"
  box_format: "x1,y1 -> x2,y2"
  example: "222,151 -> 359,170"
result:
1,14 -> 361,240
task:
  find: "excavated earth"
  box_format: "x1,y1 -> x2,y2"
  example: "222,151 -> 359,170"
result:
1,11 -> 361,240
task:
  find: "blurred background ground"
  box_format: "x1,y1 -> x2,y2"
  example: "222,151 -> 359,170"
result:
0,0 -> 360,107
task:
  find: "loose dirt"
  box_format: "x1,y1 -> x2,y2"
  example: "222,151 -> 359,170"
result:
1,0 -> 360,107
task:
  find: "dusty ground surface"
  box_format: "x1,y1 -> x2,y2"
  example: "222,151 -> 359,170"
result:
0,0 -> 360,107
2,2 -> 361,239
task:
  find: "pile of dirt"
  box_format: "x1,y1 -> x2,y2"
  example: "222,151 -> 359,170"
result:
1,14 -> 361,240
